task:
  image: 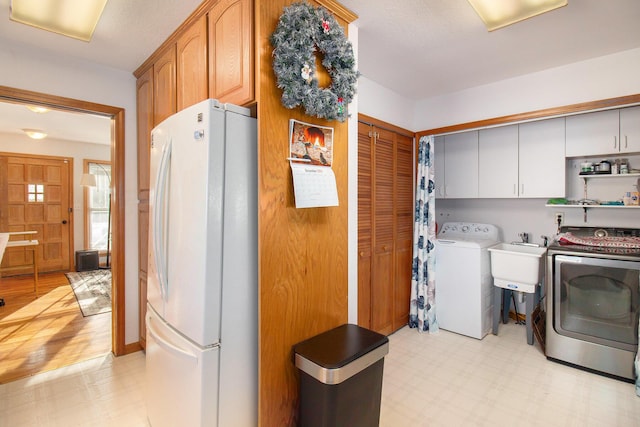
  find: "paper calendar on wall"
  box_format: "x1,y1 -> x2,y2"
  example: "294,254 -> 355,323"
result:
288,119 -> 339,208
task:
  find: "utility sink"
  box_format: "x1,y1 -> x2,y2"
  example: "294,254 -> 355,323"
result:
488,243 -> 547,293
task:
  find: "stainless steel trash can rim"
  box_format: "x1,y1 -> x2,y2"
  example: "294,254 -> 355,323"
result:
295,342 -> 389,385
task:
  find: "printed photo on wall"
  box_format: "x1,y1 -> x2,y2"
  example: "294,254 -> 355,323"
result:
289,119 -> 334,166
288,119 -> 338,209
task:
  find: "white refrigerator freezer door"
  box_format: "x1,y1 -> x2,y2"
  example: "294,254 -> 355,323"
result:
148,125 -> 172,318
146,305 -> 219,427
164,101 -> 225,347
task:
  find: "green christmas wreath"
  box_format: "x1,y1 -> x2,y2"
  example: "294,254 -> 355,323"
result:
270,1 -> 359,122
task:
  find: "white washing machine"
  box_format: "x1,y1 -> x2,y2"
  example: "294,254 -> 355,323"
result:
435,222 -> 500,339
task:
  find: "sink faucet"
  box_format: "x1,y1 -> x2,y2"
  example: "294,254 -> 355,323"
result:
519,232 -> 529,243
541,235 -> 549,247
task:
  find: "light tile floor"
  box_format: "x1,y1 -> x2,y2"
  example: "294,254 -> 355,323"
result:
0,352 -> 148,427
0,322 -> 638,426
380,322 -> 640,427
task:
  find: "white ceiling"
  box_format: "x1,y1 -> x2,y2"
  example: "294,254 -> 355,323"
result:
0,0 -> 203,73
340,0 -> 640,100
1,0 -> 639,142
0,0 -> 202,144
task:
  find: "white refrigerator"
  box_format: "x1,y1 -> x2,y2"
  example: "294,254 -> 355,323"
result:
146,99 -> 257,427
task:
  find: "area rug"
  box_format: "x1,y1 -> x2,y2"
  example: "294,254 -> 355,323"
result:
65,270 -> 112,317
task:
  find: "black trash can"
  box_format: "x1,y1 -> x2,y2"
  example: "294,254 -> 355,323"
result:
293,324 -> 389,427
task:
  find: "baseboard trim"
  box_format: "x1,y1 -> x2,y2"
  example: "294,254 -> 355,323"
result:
122,342 -> 143,355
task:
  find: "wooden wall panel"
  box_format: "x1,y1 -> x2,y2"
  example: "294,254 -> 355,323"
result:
257,1 -> 355,425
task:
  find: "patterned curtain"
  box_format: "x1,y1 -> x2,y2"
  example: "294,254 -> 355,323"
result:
409,135 -> 438,333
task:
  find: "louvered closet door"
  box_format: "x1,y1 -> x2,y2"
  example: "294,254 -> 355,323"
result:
393,134 -> 413,331
371,128 -> 395,335
357,120 -> 414,335
357,121 -> 372,329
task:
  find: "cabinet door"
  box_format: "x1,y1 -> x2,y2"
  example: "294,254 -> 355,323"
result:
620,106 -> 640,153
519,118 -> 566,198
434,136 -> 445,199
393,134 -> 413,331
136,67 -> 153,200
153,45 -> 177,125
444,131 -> 478,198
208,0 -> 254,106
357,248 -> 372,329
357,122 -> 373,328
371,128 -> 395,335
177,15 -> 208,111
138,200 -> 149,349
478,125 -> 518,198
565,109 -> 619,157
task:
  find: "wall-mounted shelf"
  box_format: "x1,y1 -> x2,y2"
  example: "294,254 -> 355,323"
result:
578,172 -> 640,179
545,172 -> 640,221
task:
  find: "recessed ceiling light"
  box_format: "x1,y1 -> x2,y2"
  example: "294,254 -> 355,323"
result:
26,105 -> 50,113
468,0 -> 568,31
22,128 -> 48,139
10,0 -> 109,42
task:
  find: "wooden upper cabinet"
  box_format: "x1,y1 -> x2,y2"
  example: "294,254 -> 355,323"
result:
208,0 -> 254,106
153,44 -> 177,125
177,15 -> 208,111
136,67 -> 153,198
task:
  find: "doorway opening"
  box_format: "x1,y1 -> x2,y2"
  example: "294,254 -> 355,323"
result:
0,85 -> 125,382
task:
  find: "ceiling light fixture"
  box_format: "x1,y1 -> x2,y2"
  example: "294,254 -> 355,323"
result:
10,0 -> 109,42
22,129 -> 48,139
468,0 -> 568,31
26,105 -> 50,113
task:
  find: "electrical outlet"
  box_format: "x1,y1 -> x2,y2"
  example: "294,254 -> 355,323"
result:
555,212 -> 564,225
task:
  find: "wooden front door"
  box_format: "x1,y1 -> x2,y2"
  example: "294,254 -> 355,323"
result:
0,154 -> 72,274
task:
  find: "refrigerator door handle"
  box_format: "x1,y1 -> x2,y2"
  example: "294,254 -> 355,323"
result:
147,313 -> 198,363
153,140 -> 172,300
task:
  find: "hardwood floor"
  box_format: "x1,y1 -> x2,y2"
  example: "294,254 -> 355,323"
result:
0,271 -> 111,384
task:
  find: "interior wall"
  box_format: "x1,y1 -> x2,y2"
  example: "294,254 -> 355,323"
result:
0,40 -> 140,345
413,47 -> 640,131
258,1 -> 354,425
0,133 -> 110,254
357,76 -> 416,132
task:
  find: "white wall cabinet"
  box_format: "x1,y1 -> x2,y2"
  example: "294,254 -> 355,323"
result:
433,106 -> 638,204
478,125 -> 518,198
442,131 -> 478,198
566,107 -> 640,157
620,105 -> 640,153
565,109 -> 618,157
477,119 -> 565,198
519,117 -> 566,197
